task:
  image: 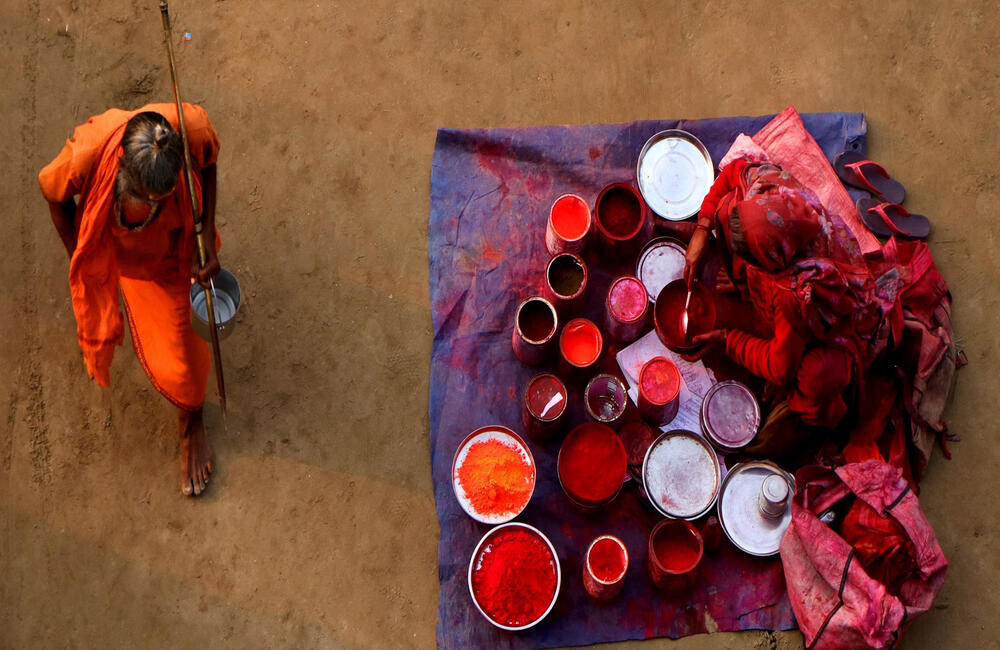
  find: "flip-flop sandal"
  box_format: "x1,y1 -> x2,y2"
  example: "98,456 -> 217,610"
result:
856,197 -> 930,240
834,151 -> 906,204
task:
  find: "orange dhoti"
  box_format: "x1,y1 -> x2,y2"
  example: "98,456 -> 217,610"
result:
120,275 -> 210,411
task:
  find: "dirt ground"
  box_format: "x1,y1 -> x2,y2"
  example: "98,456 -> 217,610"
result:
2,1 -> 998,648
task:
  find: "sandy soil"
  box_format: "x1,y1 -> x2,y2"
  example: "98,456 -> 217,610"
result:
2,1 -> 998,648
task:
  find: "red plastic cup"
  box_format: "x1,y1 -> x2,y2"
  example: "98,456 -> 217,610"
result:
583,374 -> 628,429
545,194 -> 591,256
594,183 -> 647,260
558,318 -> 603,382
583,535 -> 629,601
543,252 -> 588,317
512,297 -> 558,366
638,356 -> 681,426
604,275 -> 649,344
647,519 -> 703,592
521,373 -> 568,440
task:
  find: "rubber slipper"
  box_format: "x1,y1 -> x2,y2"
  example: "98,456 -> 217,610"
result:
834,151 -> 906,204
856,197 -> 930,240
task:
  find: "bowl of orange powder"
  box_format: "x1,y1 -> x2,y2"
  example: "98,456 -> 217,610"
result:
452,426 -> 536,524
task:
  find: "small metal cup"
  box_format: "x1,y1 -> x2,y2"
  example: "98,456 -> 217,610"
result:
189,268 -> 241,341
583,535 -> 629,601
583,374 -> 628,429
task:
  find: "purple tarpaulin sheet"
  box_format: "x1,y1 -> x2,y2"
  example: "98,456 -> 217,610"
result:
429,113 -> 867,650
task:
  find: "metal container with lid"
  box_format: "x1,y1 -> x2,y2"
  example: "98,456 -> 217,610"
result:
700,380 -> 761,451
636,130 -> 714,221
604,275 -> 648,344
641,429 -> 721,520
717,461 -> 795,557
635,236 -> 686,305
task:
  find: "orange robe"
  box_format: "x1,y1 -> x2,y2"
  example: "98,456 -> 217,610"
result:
38,102 -> 220,411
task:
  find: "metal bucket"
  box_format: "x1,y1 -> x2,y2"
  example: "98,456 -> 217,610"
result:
190,268 -> 241,341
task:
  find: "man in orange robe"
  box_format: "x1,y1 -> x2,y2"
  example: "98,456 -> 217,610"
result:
39,102 -> 221,496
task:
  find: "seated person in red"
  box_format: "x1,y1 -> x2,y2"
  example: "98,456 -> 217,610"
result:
684,159 -> 884,456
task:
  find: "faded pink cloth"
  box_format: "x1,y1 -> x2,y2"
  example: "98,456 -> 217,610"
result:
721,106 -> 881,255
781,461 -> 947,649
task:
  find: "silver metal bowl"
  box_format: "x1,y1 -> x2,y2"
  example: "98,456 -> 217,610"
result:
189,267 -> 241,341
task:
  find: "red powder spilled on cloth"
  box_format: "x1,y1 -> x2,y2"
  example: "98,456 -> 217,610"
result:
518,299 -> 555,342
551,195 -> 590,241
456,438 -> 534,518
589,537 -> 626,583
472,527 -> 557,627
560,319 -> 602,366
640,357 -> 680,404
597,186 -> 642,238
652,523 -> 701,573
609,276 -> 647,321
559,423 -> 626,503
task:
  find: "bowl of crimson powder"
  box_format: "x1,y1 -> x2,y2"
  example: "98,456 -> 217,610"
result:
468,522 -> 561,630
452,426 -> 536,524
557,422 -> 627,510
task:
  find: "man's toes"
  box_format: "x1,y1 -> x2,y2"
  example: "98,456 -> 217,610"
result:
182,478 -> 193,496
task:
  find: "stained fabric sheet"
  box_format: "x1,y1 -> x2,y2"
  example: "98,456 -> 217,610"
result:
428,112 -> 867,650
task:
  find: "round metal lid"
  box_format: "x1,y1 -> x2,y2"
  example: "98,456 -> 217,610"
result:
635,237 -> 686,304
636,130 -> 714,221
642,429 -> 720,520
701,381 -> 761,451
717,461 -> 795,557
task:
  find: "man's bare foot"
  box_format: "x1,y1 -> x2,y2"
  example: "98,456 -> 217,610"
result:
178,407 -> 214,496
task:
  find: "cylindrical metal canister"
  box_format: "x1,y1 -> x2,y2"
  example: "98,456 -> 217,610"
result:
593,183 -> 647,260
647,518 -> 703,592
583,535 -> 628,601
642,430 -> 721,520
543,252 -> 587,317
512,297 -> 558,366
545,193 -> 591,256
521,373 -> 568,440
700,380 -> 761,451
758,475 -> 790,518
558,318 -> 603,382
583,374 -> 628,429
637,356 -> 681,427
716,461 -> 796,557
604,275 -> 648,344
635,237 -> 687,306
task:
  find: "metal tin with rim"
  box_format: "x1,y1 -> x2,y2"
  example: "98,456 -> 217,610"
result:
512,296 -> 559,366
700,380 -> 761,451
583,534 -> 628,601
717,461 -> 795,557
521,373 -> 568,440
583,374 -> 628,429
452,426 -> 536,525
636,129 -> 714,221
190,267 -> 241,341
604,275 -> 648,343
468,522 -> 561,631
544,251 -> 588,316
641,429 -> 721,520
635,237 -> 687,305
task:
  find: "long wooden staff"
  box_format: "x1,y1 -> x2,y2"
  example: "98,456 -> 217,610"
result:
159,1 -> 227,414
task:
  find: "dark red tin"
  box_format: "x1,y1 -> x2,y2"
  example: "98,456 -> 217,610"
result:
544,252 -> 587,317
583,535 -> 628,601
637,356 -> 681,427
521,373 -> 568,440
512,296 -> 559,366
653,279 -> 716,354
604,275 -> 649,344
594,183 -> 647,260
647,518 -> 703,593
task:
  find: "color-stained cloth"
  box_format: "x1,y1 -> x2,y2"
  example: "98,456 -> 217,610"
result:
38,102 -> 219,410
428,111 -> 867,649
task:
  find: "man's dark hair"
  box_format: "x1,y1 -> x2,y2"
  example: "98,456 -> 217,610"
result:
119,111 -> 183,196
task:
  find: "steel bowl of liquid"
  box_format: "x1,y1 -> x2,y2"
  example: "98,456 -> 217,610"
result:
190,267 -> 241,341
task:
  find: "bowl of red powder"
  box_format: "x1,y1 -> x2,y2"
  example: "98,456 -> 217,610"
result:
468,522 -> 561,630
452,426 -> 536,524
557,422 -> 627,510
653,278 -> 716,353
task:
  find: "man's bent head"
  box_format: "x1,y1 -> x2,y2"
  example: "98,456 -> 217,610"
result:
119,111 -> 182,198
